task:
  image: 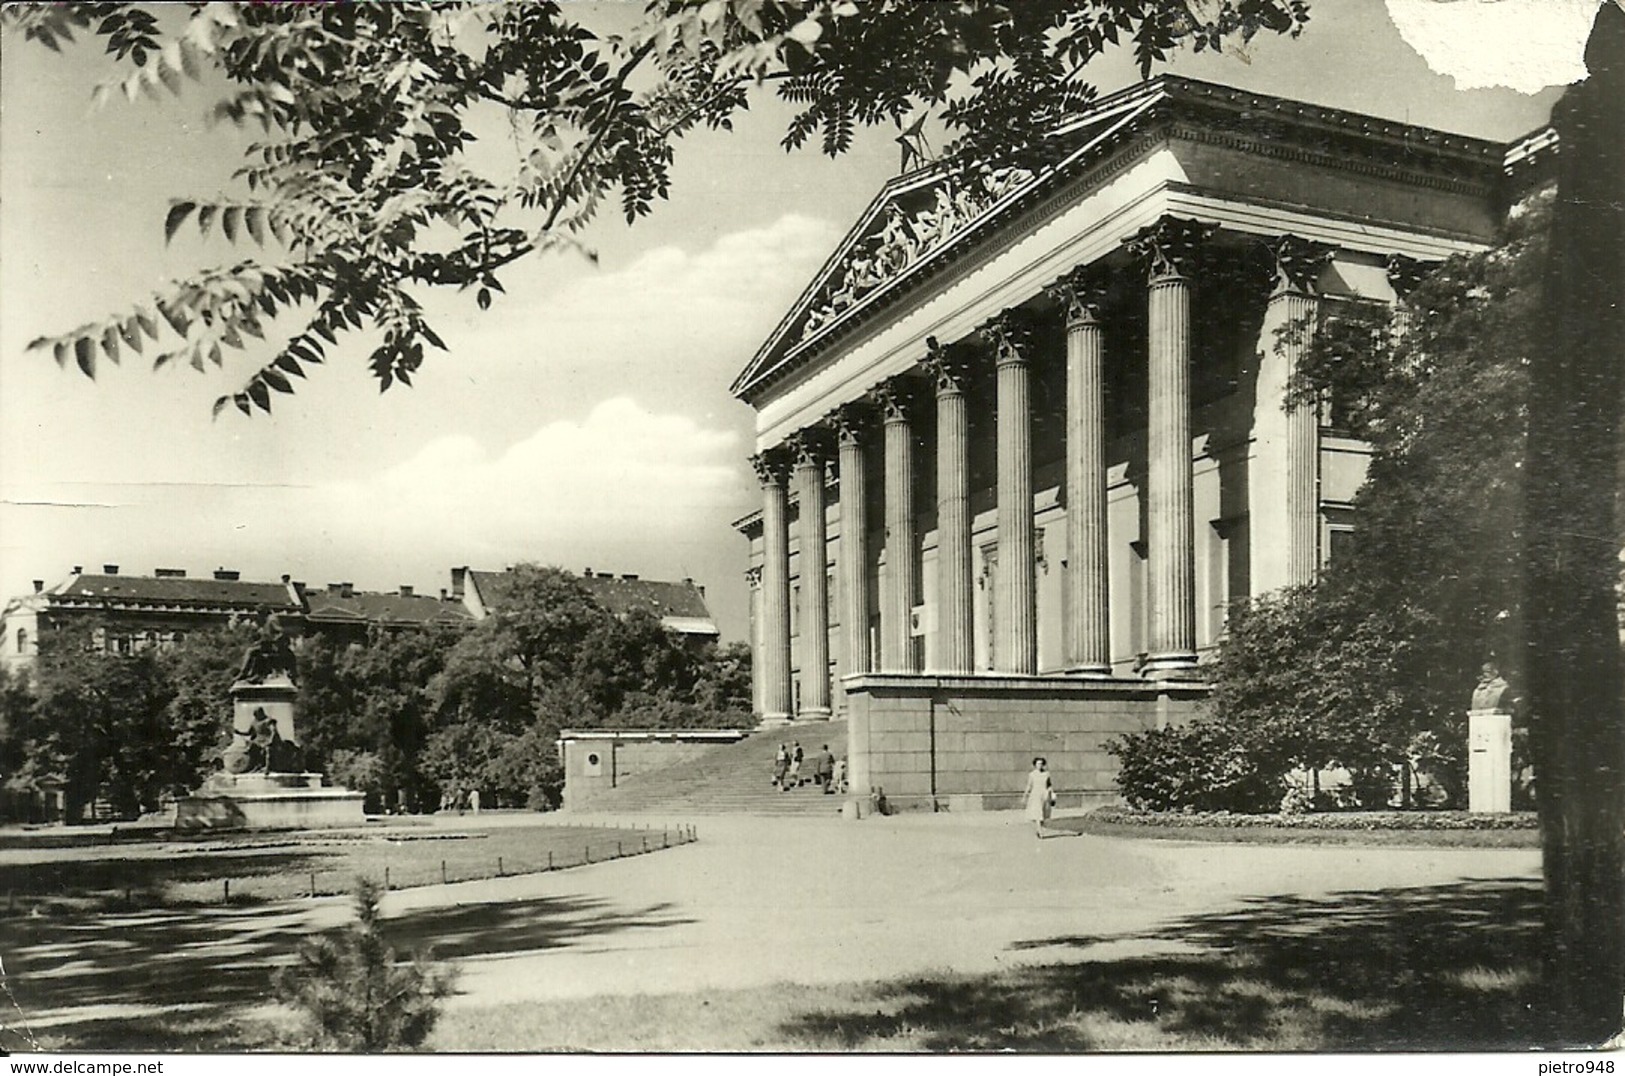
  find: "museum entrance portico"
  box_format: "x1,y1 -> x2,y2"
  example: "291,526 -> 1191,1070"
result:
732,76 -> 1509,810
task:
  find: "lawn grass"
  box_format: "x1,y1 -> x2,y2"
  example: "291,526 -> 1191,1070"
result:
431,877 -> 1551,1052
0,821 -> 692,912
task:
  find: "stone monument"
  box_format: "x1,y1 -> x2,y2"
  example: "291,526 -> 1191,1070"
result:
175,615 -> 365,831
1468,661 -> 1514,813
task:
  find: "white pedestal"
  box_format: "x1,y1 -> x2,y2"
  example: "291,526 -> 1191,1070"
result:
176,773 -> 366,831
1468,708 -> 1512,813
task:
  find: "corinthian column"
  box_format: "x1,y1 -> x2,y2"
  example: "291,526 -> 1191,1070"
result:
1126,217 -> 1214,677
1049,272 -> 1111,675
871,378 -> 919,673
984,313 -> 1036,675
752,450 -> 793,722
925,338 -> 974,673
791,431 -> 833,719
1270,236 -> 1334,586
833,404 -> 871,682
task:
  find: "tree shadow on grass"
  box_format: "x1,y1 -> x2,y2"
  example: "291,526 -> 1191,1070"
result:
4,849 -> 339,912
0,894 -> 693,1052
782,878 -> 1549,1052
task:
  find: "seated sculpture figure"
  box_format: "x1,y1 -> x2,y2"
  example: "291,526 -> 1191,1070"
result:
236,613 -> 297,685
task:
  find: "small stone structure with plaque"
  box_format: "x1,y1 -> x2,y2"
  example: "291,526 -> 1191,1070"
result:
1467,662 -> 1514,814
175,616 -> 365,831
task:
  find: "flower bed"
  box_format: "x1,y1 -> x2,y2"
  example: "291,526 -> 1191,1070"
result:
1056,806 -> 1540,847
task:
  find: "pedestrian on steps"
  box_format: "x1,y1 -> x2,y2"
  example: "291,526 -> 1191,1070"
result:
787,741 -> 804,788
772,743 -> 788,788
816,745 -> 835,792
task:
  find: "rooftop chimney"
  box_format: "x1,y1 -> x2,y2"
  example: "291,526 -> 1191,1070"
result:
154,568 -> 186,578
399,585 -> 414,598
71,566 -> 82,575
103,564 -> 119,575
32,580 -> 43,593
327,583 -> 344,595
439,588 -> 449,602
341,582 -> 354,599
622,573 -> 639,581
583,568 -> 594,578
213,569 -> 240,581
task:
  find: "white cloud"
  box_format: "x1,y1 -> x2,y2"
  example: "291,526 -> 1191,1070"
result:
293,396 -> 745,573
1385,0 -> 1601,93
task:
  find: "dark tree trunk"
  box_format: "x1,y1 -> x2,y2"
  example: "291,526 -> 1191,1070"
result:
1526,2 -> 1625,1047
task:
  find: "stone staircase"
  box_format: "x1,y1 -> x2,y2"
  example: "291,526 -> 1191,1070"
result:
568,722 -> 850,816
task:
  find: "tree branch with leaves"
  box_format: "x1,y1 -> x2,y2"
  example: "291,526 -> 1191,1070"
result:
6,0 -> 1308,415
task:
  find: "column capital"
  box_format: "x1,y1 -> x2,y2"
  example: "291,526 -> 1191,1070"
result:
1267,235 -> 1335,298
750,449 -> 790,487
1385,253 -> 1431,300
869,376 -> 920,423
1047,268 -> 1109,328
977,311 -> 1033,368
1123,216 -> 1217,283
922,335 -> 972,394
828,401 -> 872,448
787,428 -> 834,470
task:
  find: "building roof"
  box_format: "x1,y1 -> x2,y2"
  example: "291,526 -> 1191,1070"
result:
730,74 -> 1514,405
303,589 -> 474,629
50,572 -> 301,612
465,568 -> 719,637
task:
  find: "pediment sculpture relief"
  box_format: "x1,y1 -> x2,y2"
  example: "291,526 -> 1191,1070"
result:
800,167 -> 1033,339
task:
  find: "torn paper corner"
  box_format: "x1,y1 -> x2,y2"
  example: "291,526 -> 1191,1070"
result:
1384,0 -> 1603,94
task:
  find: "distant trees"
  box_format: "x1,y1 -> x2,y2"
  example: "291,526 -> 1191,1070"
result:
0,622 -> 248,819
0,566 -> 752,820
424,564 -> 752,809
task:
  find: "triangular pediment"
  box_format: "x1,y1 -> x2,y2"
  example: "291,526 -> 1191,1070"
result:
730,79 -> 1170,400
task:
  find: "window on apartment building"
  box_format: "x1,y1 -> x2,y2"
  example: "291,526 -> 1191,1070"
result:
14,628 -> 26,654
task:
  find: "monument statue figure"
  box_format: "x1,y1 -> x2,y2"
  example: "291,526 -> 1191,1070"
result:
1471,661 -> 1514,713
236,613 -> 297,685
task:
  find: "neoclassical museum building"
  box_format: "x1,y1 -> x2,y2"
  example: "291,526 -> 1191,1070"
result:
732,75 -> 1547,811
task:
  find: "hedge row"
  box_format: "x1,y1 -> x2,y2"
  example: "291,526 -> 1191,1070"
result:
1087,806 -> 1539,831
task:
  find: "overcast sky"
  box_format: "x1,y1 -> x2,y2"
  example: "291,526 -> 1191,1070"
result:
0,1 -> 1567,642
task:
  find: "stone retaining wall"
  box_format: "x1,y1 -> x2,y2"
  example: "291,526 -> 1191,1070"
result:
842,674 -> 1207,812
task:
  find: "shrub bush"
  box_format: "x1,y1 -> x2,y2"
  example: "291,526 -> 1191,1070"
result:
276,879 -> 457,1051
1107,721 -> 1281,813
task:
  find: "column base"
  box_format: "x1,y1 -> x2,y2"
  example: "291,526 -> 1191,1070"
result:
1063,663 -> 1114,678
759,712 -> 793,728
1141,652 -> 1201,681
797,707 -> 833,721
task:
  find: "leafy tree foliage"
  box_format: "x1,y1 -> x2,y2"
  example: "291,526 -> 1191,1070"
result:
1113,191 -> 1547,812
1,623 -> 247,819
5,0 -> 1307,413
426,564 -> 752,806
297,625 -> 459,810
275,878 -> 457,1051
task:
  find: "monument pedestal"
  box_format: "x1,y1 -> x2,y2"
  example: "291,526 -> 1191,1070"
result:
176,772 -> 366,831
1468,708 -> 1512,813
174,660 -> 364,832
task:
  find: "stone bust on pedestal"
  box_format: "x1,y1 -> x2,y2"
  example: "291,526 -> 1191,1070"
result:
1468,661 -> 1514,813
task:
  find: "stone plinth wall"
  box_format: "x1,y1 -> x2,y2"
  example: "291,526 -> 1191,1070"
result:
560,730 -> 749,810
842,674 -> 1207,812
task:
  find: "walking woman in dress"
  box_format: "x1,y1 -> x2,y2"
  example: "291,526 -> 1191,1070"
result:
1022,757 -> 1055,838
